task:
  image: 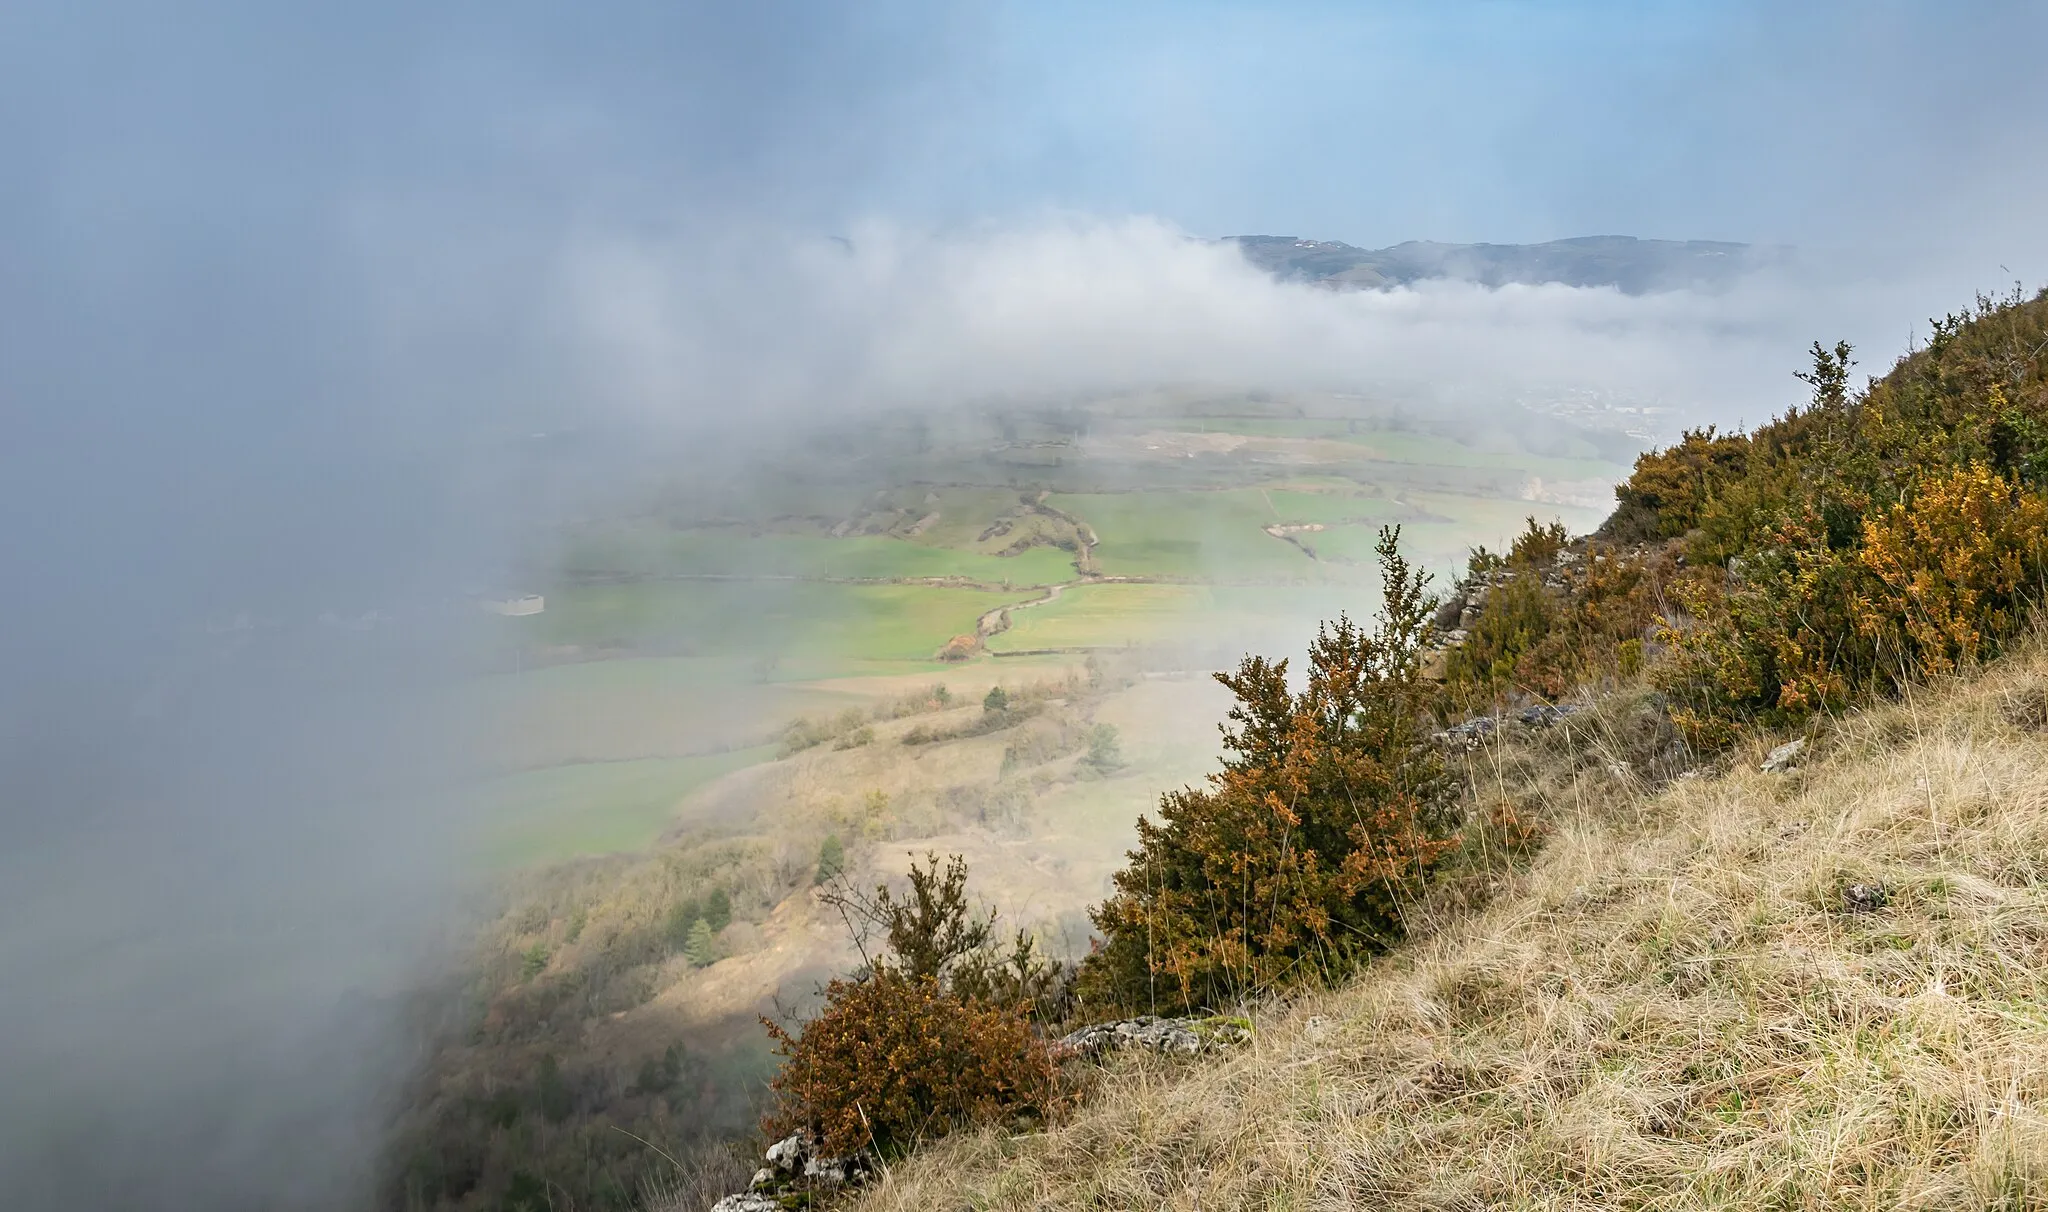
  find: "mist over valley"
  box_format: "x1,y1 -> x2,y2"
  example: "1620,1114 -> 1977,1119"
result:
4,3 -> 2047,1210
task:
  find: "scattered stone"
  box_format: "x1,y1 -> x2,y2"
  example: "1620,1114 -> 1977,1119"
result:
1841,882 -> 1889,913
1675,768 -> 1708,781
711,1195 -> 782,1212
1433,715 -> 1499,753
1516,703 -> 1585,728
1059,1014 -> 1252,1059
1761,738 -> 1807,774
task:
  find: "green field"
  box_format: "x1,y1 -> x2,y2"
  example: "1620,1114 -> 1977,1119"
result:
565,525 -> 1079,585
986,582 -> 1374,654
1157,416 -> 1627,480
477,747 -> 777,867
466,396 -> 1636,865
1050,490 -> 1367,581
505,579 -> 1040,662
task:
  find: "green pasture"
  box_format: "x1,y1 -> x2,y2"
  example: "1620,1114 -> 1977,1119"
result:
507,579 -> 1039,661
564,526 -> 1077,586
1331,430 -> 1628,485
478,747 -> 776,867
983,583 -> 1205,651
984,582 -> 1371,653
1157,416 -> 1628,480
1049,490 -> 1355,581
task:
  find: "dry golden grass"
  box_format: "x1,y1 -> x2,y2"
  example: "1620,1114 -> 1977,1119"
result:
848,643 -> 2048,1211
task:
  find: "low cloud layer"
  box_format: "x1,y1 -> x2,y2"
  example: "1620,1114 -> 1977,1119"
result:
567,214 -> 1999,436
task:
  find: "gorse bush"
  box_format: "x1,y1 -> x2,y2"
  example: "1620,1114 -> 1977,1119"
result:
1856,463 -> 2048,677
1440,288 -> 2048,747
1079,527 -> 1457,1014
764,854 -> 1069,1159
1636,292 -> 2048,744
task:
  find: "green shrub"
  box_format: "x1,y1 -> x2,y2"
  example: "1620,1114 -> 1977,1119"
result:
1079,527 -> 1456,1014
1443,572 -> 1554,696
664,898 -> 700,948
816,834 -> 846,884
535,1055 -> 572,1124
683,919 -> 717,967
1079,724 -> 1124,774
703,888 -> 732,932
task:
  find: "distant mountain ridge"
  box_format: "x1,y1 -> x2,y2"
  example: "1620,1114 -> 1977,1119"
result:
1230,233 -> 1776,294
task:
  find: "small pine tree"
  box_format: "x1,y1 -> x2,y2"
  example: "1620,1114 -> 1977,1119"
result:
816,834 -> 846,884
1082,724 -> 1124,772
983,685 -> 1009,715
665,898 -> 700,948
684,918 -> 717,967
704,888 -> 732,932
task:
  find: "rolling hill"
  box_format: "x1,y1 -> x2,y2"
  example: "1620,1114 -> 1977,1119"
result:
1231,233 -> 1779,293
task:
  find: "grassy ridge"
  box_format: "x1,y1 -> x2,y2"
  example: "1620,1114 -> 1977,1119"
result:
838,643 -> 2048,1212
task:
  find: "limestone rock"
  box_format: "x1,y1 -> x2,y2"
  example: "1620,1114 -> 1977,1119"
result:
1059,1014 -> 1252,1058
1761,738 -> 1807,773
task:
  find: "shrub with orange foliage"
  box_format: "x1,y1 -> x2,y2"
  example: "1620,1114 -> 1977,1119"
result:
762,969 -> 1066,1159
1654,465 -> 2048,747
1856,463 -> 2048,676
762,853 -> 1071,1161
1079,528 -> 1456,1014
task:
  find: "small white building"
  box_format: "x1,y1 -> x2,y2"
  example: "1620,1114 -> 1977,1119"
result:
481,594 -> 545,617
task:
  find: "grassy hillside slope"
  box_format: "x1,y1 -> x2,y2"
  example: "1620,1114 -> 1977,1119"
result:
841,640 -> 2048,1210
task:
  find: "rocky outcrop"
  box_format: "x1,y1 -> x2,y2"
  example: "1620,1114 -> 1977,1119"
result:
1059,1014 -> 1253,1058
1419,543 -> 1593,681
1431,702 -> 1586,753
1761,738 -> 1807,773
711,1133 -> 873,1211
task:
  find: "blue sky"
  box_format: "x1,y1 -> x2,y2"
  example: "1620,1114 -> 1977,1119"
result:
4,0 -> 2040,617
6,1 -> 2044,253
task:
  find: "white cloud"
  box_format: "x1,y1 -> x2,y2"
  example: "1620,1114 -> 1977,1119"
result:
563,213 -> 1961,437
